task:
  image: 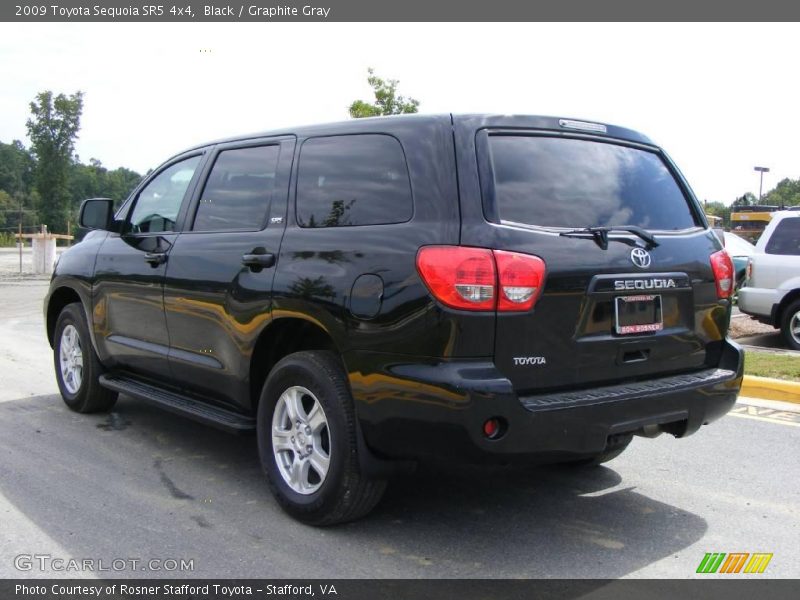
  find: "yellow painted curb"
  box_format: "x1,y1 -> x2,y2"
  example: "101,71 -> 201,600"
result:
741,375 -> 800,404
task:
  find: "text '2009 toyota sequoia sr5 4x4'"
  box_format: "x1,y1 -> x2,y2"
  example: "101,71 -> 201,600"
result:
45,114 -> 743,525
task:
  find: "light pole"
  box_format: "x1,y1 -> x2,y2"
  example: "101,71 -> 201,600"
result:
754,166 -> 770,203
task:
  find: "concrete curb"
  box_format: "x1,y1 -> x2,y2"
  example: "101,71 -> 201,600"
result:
741,375 -> 800,404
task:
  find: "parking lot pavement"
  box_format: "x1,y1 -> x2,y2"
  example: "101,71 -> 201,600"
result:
737,331 -> 800,354
0,280 -> 58,402
1,280 -> 799,579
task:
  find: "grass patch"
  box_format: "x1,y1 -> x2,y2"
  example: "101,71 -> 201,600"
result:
745,351 -> 800,382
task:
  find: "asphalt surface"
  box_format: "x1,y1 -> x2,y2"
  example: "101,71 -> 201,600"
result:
738,332 -> 800,353
1,280 -> 798,579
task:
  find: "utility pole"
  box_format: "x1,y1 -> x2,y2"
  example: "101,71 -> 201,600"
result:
754,166 -> 770,203
18,199 -> 23,275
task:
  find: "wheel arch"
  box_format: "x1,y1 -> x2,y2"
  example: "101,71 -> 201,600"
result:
46,285 -> 88,348
249,317 -> 341,412
775,288 -> 800,328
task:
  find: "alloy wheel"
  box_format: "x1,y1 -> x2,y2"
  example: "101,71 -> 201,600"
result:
59,324 -> 84,395
271,386 -> 331,495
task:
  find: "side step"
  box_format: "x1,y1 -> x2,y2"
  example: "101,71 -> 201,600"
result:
99,374 -> 256,433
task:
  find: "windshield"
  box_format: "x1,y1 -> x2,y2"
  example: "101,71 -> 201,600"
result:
488,135 -> 699,231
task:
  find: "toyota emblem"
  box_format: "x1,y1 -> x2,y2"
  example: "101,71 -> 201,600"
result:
630,247 -> 652,268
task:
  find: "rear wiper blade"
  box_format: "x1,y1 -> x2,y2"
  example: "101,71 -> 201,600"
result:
559,225 -> 658,250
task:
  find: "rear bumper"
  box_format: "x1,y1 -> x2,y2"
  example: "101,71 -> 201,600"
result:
346,339 -> 744,463
738,286 -> 785,323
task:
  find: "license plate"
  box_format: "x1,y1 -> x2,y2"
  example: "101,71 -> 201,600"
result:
615,294 -> 663,335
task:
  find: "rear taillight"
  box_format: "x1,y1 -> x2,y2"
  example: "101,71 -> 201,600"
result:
416,246 -> 495,310
746,258 -> 753,283
710,250 -> 734,299
416,246 -> 546,312
494,250 -> 546,311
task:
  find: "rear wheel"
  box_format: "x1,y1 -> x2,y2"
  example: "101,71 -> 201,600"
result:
53,303 -> 117,413
780,299 -> 800,351
257,350 -> 386,525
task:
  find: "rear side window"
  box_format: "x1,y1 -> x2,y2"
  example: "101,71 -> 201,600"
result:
765,218 -> 800,255
296,135 -> 412,227
487,135 -> 699,231
193,145 -> 280,231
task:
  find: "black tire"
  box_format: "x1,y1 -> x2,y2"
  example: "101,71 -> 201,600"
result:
780,299 -> 800,351
257,350 -> 386,526
563,435 -> 632,467
53,303 -> 117,413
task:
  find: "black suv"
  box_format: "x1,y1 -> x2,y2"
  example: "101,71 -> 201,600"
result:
45,114 -> 743,525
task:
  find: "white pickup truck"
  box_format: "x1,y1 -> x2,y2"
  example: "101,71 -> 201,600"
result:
738,211 -> 800,349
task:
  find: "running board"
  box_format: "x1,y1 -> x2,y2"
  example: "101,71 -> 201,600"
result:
99,374 -> 256,433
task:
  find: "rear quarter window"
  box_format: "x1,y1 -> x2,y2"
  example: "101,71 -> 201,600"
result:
487,135 -> 699,231
296,134 -> 413,228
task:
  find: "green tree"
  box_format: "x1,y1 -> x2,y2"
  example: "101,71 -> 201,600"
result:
348,68 -> 420,118
0,189 -> 14,230
70,159 -> 141,210
102,166 -> 142,205
0,140 -> 38,233
762,177 -> 800,209
26,90 -> 84,232
732,192 -> 757,207
0,140 -> 35,198
703,201 -> 731,228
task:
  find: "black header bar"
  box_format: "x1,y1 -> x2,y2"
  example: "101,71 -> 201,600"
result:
3,0 -> 800,22
2,580 -> 799,600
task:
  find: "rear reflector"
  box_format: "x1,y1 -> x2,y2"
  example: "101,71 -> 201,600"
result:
710,250 -> 734,299
482,416 -> 507,439
483,418 -> 500,439
416,246 -> 546,312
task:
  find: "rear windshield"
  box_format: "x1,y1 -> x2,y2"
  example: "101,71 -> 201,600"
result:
765,217 -> 800,256
488,135 -> 699,230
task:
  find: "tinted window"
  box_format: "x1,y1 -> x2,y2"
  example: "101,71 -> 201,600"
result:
765,218 -> 800,255
488,136 -> 698,230
296,135 -> 412,227
193,145 -> 280,231
129,155 -> 201,233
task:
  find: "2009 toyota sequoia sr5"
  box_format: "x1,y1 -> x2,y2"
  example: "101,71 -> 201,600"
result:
45,114 -> 743,524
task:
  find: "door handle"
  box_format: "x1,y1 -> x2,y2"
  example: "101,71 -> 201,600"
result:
144,252 -> 167,267
242,252 -> 275,270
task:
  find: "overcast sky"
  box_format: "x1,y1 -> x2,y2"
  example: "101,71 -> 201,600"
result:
0,22 -> 796,204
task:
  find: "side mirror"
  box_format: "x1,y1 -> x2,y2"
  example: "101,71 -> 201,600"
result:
78,198 -> 115,231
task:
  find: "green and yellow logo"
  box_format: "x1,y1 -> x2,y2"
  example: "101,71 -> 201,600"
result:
696,552 -> 773,574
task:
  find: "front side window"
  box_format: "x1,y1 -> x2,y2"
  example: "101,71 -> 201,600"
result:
765,218 -> 800,255
296,135 -> 413,228
129,155 -> 201,233
487,135 -> 699,231
193,145 -> 280,231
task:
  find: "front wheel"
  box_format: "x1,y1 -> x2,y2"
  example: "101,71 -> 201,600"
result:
257,351 -> 386,525
53,303 -> 117,413
780,299 -> 800,351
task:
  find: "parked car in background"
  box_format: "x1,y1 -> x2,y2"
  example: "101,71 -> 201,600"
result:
738,211 -> 800,349
723,231 -> 756,289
